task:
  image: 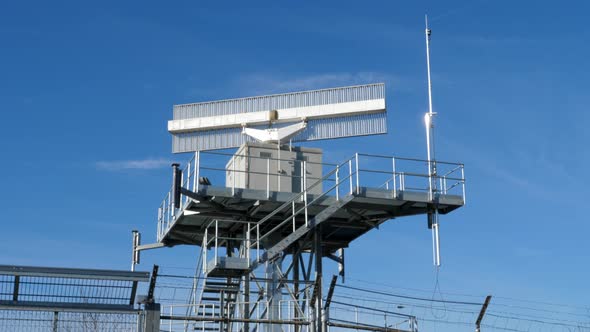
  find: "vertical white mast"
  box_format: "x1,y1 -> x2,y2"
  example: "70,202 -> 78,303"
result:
424,15 -> 441,267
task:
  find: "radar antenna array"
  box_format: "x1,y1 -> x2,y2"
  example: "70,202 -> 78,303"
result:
168,83 -> 387,152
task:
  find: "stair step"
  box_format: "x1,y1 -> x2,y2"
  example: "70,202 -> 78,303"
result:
201,296 -> 222,301
196,313 -> 221,317
203,288 -> 239,294
205,281 -> 240,287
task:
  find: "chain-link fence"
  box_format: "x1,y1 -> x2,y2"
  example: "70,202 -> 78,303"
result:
0,310 -> 142,332
0,265 -> 158,332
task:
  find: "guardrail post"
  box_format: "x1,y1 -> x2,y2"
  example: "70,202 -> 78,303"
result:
267,158 -> 270,199
256,224 -> 260,262
392,157 -> 397,198
303,161 -> 308,227
355,153 -> 360,195
167,192 -> 172,224
401,172 -> 405,191
300,160 -> 304,197
195,151 -> 200,192
292,201 -> 296,232
461,166 -> 466,203
157,207 -> 163,241
348,159 -> 353,195
246,223 -> 251,267
186,160 -> 190,206
232,157 -> 236,196
203,229 -> 208,272
335,165 -> 340,201
214,220 -> 218,265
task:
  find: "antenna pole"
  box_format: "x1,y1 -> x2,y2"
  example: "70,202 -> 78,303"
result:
424,15 -> 441,267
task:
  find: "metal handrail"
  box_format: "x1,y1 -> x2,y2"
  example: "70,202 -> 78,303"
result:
250,156 -> 356,248
357,152 -> 464,166
157,150 -> 466,243
255,171 -> 354,246
203,219 -> 260,268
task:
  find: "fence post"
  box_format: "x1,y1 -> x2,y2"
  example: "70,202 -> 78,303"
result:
143,303 -> 161,332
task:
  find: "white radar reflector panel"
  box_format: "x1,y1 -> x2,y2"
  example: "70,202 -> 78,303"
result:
168,83 -> 387,152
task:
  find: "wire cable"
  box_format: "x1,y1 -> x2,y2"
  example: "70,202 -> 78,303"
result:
335,284 -> 483,306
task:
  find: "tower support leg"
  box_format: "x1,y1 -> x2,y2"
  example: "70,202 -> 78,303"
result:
265,258 -> 283,332
314,227 -> 324,332
293,245 -> 300,332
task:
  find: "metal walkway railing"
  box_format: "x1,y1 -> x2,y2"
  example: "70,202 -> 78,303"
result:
156,151 -> 466,243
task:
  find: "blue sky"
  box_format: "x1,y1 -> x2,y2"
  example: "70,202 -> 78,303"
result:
1,0 -> 589,318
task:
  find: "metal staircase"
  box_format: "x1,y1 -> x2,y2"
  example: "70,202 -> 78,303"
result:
189,159 -> 354,331
194,277 -> 240,332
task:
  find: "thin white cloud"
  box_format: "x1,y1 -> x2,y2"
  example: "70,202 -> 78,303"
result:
234,72 -> 399,96
96,158 -> 172,171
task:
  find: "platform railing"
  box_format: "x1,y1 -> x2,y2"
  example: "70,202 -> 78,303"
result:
157,151 -> 465,242
194,155 -> 356,266
157,153 -> 198,241
250,156 -> 356,253
200,149 -> 336,197
358,153 -> 466,199
202,219 -> 260,271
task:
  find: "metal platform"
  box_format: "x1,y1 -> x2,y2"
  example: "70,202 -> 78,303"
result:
156,151 -> 465,265
159,184 -> 463,250
205,257 -> 250,278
